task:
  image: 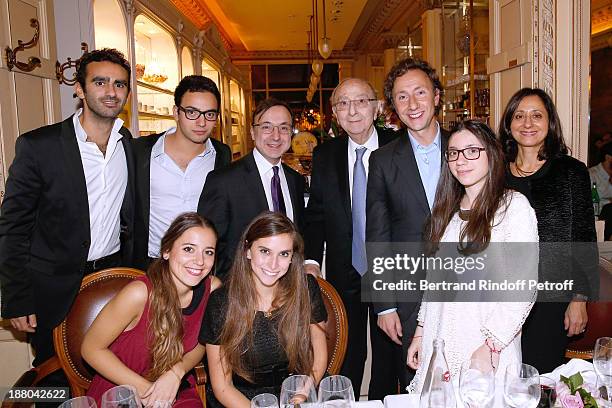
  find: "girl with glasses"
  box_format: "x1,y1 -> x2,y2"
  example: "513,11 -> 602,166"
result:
406,120 -> 539,397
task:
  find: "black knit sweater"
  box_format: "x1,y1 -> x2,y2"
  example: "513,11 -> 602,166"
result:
507,155 -> 599,301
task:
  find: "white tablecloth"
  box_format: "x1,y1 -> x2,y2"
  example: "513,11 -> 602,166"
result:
383,394 -> 419,407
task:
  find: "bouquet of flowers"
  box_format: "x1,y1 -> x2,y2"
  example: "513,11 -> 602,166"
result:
557,372 -> 600,408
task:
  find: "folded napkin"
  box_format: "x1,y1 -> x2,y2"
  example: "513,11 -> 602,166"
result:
541,358 -> 597,384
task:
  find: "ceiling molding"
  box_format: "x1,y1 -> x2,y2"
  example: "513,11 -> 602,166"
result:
169,0 -> 237,49
345,0 -> 426,52
230,49 -> 357,62
592,4 -> 612,35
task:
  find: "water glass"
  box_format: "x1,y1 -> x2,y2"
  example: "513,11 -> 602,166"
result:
251,393 -> 279,408
598,374 -> 612,408
58,396 -> 97,408
459,359 -> 495,408
537,376 -> 557,408
594,337 -> 612,386
279,375 -> 317,407
504,363 -> 540,408
100,385 -> 141,408
317,375 -> 355,407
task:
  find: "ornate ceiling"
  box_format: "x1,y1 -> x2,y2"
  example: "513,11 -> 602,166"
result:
170,0 -> 428,58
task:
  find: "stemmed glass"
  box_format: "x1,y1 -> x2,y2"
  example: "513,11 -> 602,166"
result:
279,375 -> 317,407
537,376 -> 557,408
594,337 -> 612,403
100,385 -> 141,408
251,393 -> 279,408
58,396 -> 97,408
459,359 -> 495,408
504,363 -> 541,408
317,375 -> 355,407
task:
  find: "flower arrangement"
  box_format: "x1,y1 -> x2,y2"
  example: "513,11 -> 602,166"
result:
557,372 -> 600,408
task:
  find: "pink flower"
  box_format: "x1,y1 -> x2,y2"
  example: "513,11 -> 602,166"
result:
556,382 -> 571,400
560,394 -> 584,408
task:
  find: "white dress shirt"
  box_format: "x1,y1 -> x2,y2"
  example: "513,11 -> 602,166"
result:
73,109 -> 127,261
347,127 -> 380,203
148,129 -> 217,257
252,148 -> 294,222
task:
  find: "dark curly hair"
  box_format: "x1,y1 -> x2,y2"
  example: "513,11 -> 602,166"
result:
383,57 -> 444,114
498,87 -> 568,162
76,48 -> 131,91
174,75 -> 221,109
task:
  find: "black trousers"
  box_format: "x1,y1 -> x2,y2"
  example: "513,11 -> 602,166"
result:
521,302 -> 569,374
368,308 -> 415,400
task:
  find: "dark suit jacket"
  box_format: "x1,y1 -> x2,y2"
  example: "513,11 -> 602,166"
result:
303,127 -> 398,296
131,132 -> 231,269
366,127 -> 449,321
0,115 -> 135,328
198,152 -> 305,280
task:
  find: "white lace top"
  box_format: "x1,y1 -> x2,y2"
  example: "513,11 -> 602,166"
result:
407,191 -> 539,394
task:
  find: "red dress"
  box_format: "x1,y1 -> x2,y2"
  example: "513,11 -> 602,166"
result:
87,275 -> 210,407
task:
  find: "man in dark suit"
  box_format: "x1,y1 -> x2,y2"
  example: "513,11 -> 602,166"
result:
198,98 -> 304,280
304,78 -> 397,398
0,48 -> 135,367
366,58 -> 449,393
132,75 -> 231,269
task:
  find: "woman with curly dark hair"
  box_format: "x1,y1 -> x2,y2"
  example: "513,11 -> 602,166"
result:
501,87 -> 598,373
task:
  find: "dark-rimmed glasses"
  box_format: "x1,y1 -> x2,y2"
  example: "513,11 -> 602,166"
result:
178,106 -> 219,121
252,123 -> 293,135
445,147 -> 486,162
333,98 -> 377,111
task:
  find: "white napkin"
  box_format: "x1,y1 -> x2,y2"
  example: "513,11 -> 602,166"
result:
541,358 -> 597,384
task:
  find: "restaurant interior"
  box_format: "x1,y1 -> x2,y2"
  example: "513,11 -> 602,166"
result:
0,0 -> 611,404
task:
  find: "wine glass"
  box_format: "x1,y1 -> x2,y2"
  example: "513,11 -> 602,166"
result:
597,369 -> 612,408
100,385 -> 141,408
537,376 -> 557,408
317,375 -> 355,407
504,363 -> 541,408
279,375 -> 317,407
594,337 -> 612,398
251,393 -> 279,408
58,396 -> 97,408
459,359 -> 495,408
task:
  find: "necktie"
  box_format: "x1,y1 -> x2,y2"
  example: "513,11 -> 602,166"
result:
352,147 -> 367,275
271,166 -> 286,215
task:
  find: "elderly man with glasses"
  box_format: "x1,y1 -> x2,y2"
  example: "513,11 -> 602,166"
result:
303,78 -> 399,398
132,75 -> 231,269
198,98 -> 305,280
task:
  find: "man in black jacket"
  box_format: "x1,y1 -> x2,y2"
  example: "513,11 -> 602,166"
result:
304,78 -> 398,398
0,48 -> 135,366
199,98 -> 304,280
132,75 -> 231,269
366,58 -> 449,394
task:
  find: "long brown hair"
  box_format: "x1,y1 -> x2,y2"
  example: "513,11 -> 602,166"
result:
426,120 -> 508,254
146,212 -> 217,380
219,211 -> 313,381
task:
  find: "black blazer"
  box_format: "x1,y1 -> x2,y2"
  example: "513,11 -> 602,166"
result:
366,127 -> 449,319
131,132 -> 231,269
303,127 -> 398,296
198,152 -> 305,280
0,115 -> 135,328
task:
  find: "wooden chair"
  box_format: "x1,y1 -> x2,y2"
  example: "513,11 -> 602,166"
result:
2,268 -> 207,407
316,277 -> 348,375
565,257 -> 612,359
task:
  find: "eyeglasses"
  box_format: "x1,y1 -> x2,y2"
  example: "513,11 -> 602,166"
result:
178,106 -> 219,121
333,98 -> 377,111
445,147 -> 486,162
512,111 -> 545,123
253,123 -> 293,135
